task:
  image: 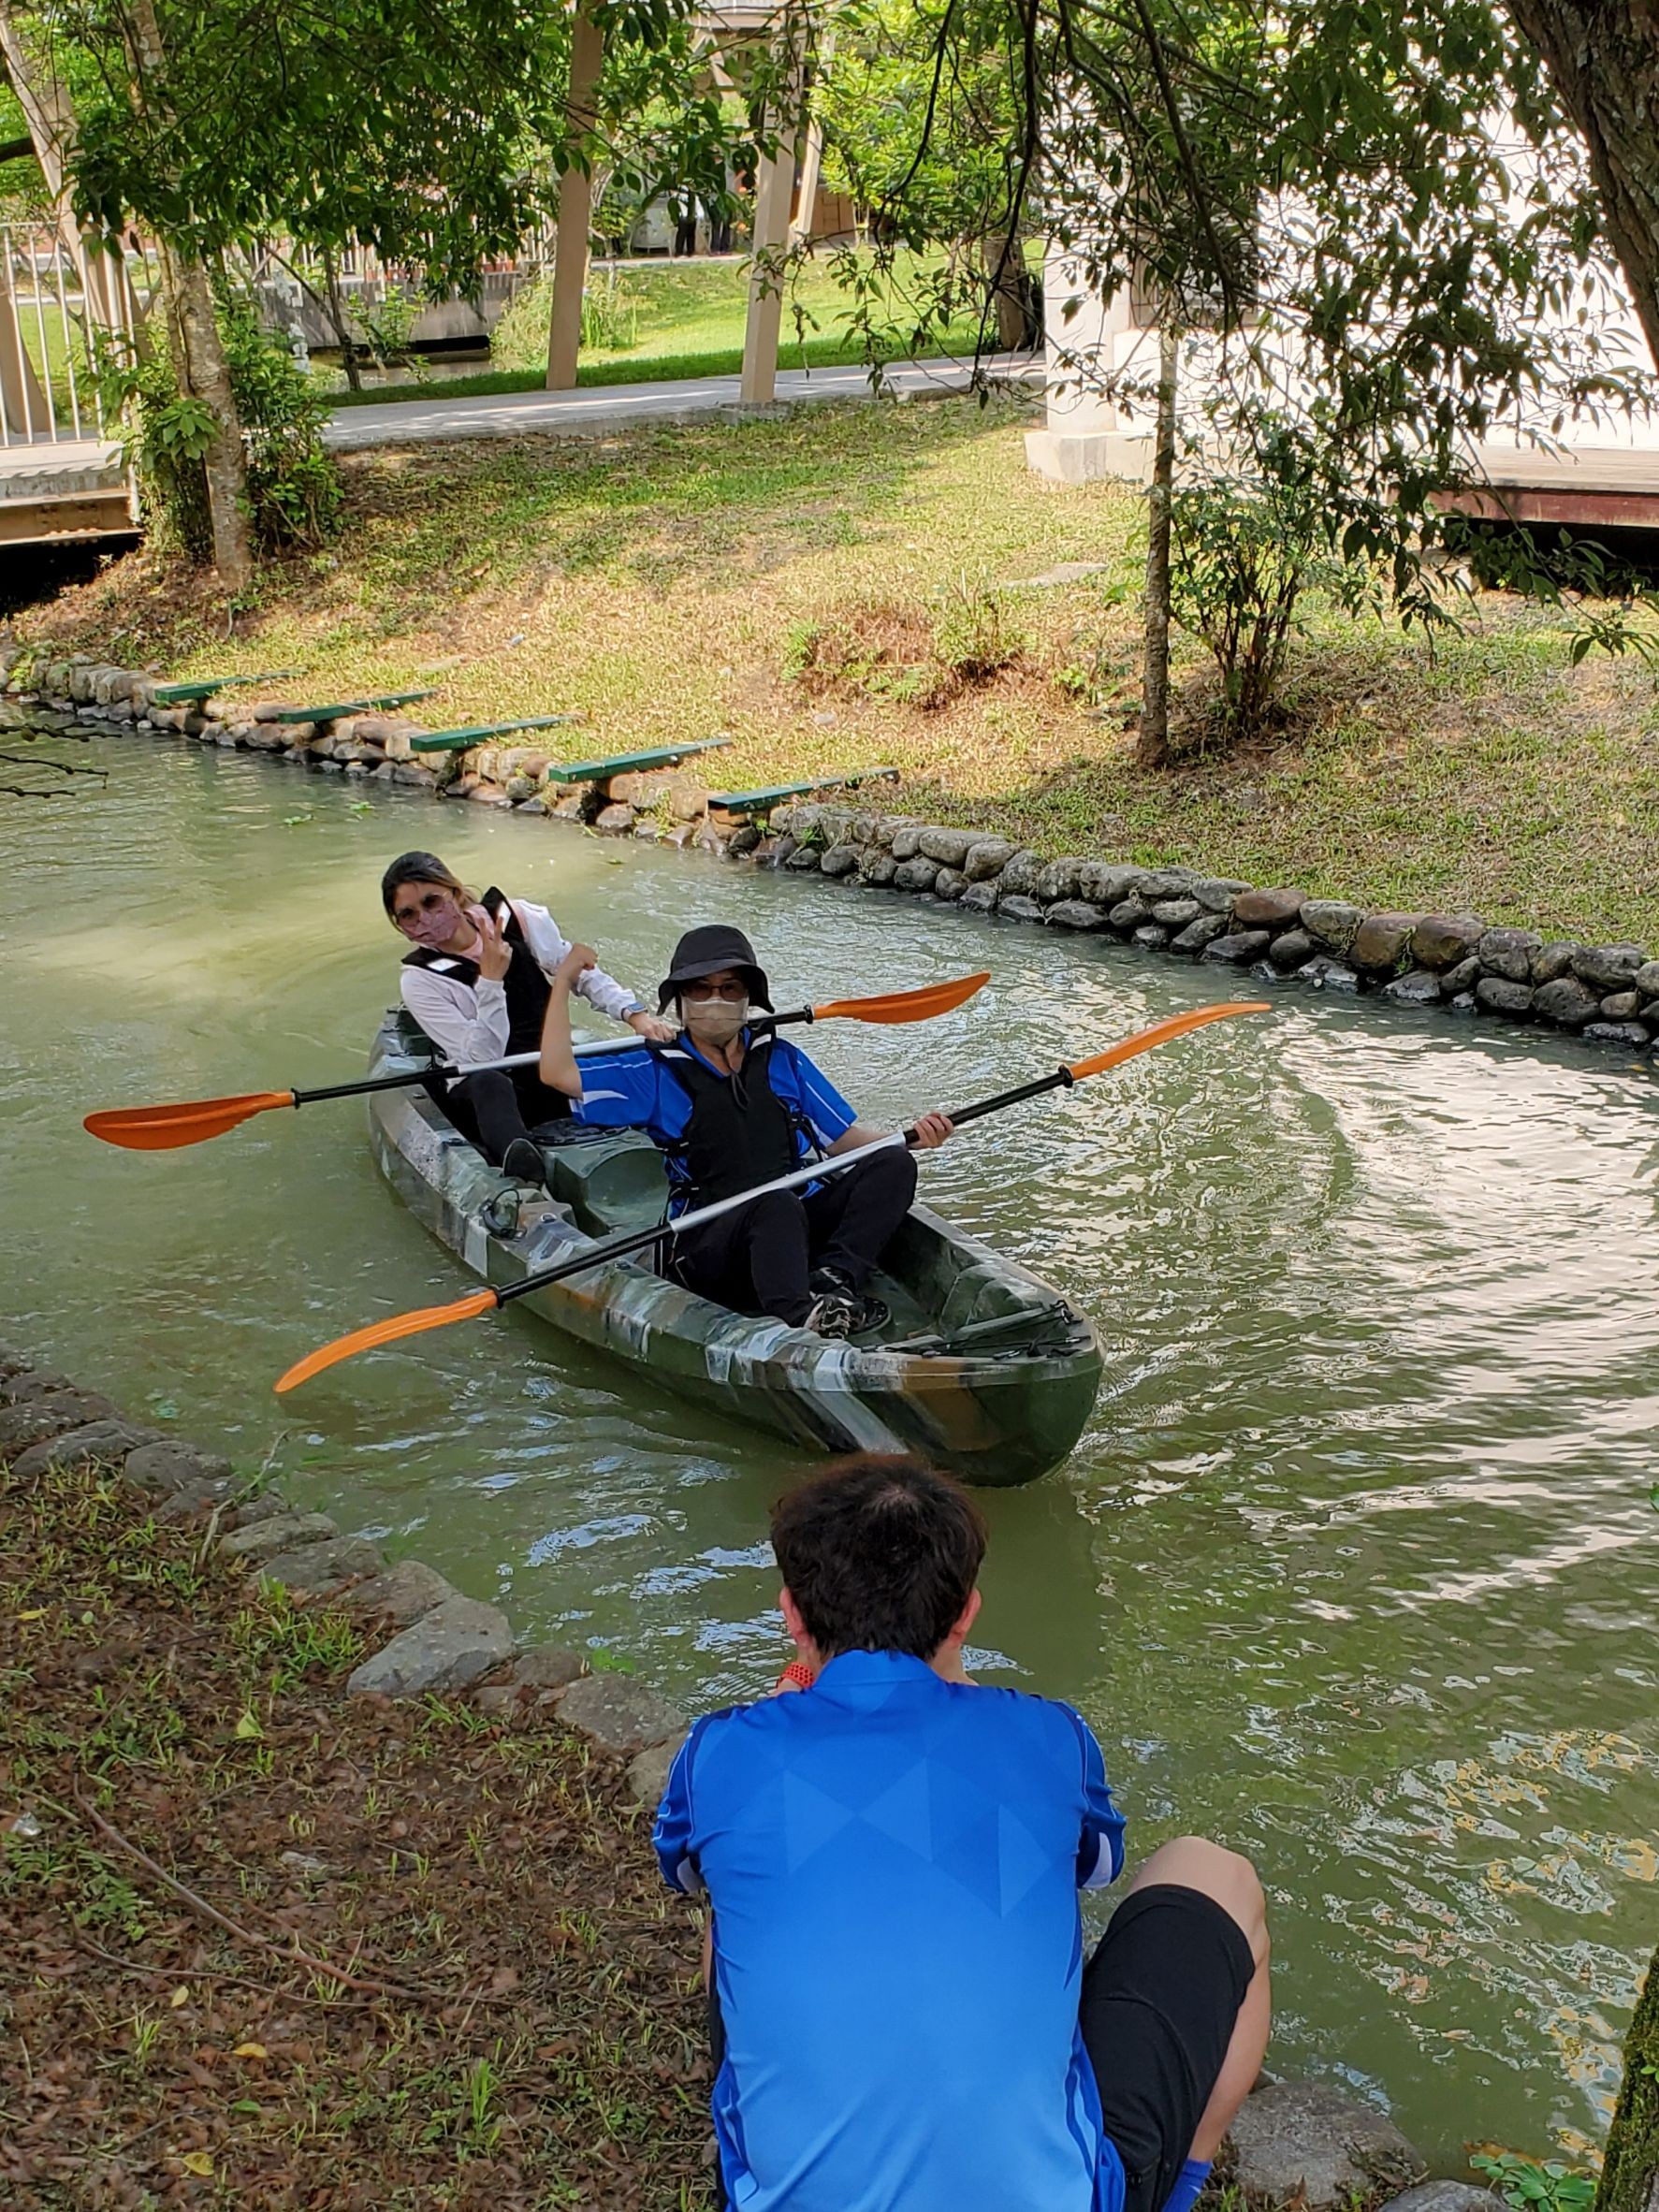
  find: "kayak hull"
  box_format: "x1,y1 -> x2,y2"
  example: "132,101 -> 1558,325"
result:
366,1017 -> 1102,1486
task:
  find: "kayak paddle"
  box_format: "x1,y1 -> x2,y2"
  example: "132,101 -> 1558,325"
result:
274,998 -> 1269,1393
82,971 -> 991,1153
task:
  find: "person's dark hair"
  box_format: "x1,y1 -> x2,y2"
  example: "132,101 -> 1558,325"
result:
380,850 -> 472,919
770,1454 -> 987,1660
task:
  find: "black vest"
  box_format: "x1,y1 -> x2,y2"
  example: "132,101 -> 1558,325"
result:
655,1034 -> 806,1205
400,886 -> 550,1057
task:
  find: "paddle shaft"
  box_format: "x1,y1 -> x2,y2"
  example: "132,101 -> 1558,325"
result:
287,1006 -> 823,1109
491,1063 -> 1084,1313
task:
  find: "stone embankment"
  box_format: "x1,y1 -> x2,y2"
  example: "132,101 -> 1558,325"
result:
2,1335 -> 1563,2205
12,644 -> 1659,1069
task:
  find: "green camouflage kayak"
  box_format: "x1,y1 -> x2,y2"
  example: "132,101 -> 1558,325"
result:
367,1014 -> 1102,1486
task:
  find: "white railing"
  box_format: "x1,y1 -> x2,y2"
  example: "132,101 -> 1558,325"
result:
0,224 -> 150,449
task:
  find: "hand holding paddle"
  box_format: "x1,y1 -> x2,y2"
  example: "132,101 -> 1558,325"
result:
83,970 -> 991,1153
274,999 -> 1270,1394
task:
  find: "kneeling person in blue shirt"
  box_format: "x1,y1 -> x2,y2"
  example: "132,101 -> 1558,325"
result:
539,924 -> 954,1338
654,1455 -> 1271,2212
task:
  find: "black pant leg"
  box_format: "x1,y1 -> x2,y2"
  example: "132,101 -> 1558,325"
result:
509,1065 -> 571,1132
673,1191 -> 812,1324
802,1147 -> 918,1288
448,1070 -> 531,1165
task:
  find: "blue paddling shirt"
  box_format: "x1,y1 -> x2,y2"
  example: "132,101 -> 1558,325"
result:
572,1030 -> 858,1215
654,1650 -> 1128,2212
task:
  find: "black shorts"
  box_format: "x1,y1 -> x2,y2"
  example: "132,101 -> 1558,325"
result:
1081,1884 -> 1256,2212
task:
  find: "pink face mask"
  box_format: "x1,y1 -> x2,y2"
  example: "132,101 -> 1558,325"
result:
400,892 -> 463,947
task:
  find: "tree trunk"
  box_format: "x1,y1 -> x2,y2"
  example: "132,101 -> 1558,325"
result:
1598,1942 -> 1659,2212
124,0 -> 252,588
1138,323 -> 1179,767
321,249 -> 361,391
982,234 -> 1037,352
1503,0 -> 1659,373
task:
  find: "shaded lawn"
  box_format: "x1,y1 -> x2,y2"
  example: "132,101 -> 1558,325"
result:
0,1449 -> 714,2210
29,393 -> 1659,945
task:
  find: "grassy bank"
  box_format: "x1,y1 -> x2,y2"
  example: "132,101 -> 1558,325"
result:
28,393 -> 1659,946
0,1450 -> 711,2208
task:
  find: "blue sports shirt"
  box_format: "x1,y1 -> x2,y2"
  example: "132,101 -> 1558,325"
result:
572,1031 -> 858,1214
654,1650 -> 1127,2212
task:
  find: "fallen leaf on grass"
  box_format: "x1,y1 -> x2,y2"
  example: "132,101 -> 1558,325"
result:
181,2151 -> 213,2176
169,1986 -> 191,2008
233,2042 -> 269,2060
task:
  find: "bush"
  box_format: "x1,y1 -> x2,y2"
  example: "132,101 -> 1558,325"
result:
490,267 -> 639,371
96,293 -> 342,561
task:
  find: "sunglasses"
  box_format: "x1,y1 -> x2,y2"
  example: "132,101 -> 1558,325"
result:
681,978 -> 749,1001
394,888 -> 458,928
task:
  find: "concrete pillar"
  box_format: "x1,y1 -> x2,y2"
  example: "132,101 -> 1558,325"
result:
788,31 -> 833,248
740,140 -> 796,403
545,6 -> 605,392
1025,239 -> 1159,485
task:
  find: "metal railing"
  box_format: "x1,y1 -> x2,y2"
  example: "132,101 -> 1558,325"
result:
0,224 -> 149,449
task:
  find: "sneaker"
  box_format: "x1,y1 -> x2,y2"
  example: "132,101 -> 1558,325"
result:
500,1137 -> 551,1187
802,1292 -> 859,1340
809,1266 -> 888,1335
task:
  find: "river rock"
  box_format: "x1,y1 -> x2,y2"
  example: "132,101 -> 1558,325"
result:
786,844 -> 823,870
769,834 -> 799,866
1441,955 -> 1482,997
964,837 -> 1018,880
1636,960 -> 1659,998
1229,2080 -> 1425,2209
1046,900 -> 1107,930
1268,927 -> 1316,971
221,1511 -> 340,1562
1137,866 -> 1201,904
11,1419 -> 164,1479
1202,929 -> 1272,964
1534,975 -> 1601,1026
859,853 -> 898,887
1194,877 -> 1253,912
627,1734 -> 688,1807
889,824 -> 924,861
1078,862 -> 1146,908
1476,976 -> 1535,1016
1385,2185 -> 1506,2212
1531,940 -> 1581,984
727,825 -> 761,857
261,1535 -> 386,1594
1298,956 -> 1361,991
1478,926 -> 1543,982
1233,886 -> 1304,929
509,1645 -> 587,1693
1602,990 -> 1643,1020
0,1390 -> 122,1454
1133,924 -> 1170,951
1171,914 -> 1229,953
1584,1021 -> 1651,1048
933,867 -> 966,902
997,895 -> 1044,924
1350,912 -> 1419,972
230,1491 -> 293,1528
1152,898 -> 1201,928
918,826 -> 974,868
894,857 -> 939,894
1301,900 -> 1363,952
958,880 -> 999,912
1109,897 -> 1149,932
818,843 -> 860,877
348,1595 -> 515,1697
1573,942 -> 1647,992
3,1365 -> 78,1404
1410,914 -> 1485,968
558,1674 -> 688,1754
997,850 -> 1045,897
1036,857 -> 1084,903
1380,969 -> 1442,1007
342,1558 -> 458,1630
122,1440 -> 232,1498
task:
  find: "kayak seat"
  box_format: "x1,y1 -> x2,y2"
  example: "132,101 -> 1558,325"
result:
546,1136 -> 667,1235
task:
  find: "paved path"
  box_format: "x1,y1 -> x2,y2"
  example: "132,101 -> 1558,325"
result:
324,356 -> 1039,454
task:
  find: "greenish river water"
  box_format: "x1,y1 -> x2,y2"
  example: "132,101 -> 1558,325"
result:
7,734 -> 1658,2164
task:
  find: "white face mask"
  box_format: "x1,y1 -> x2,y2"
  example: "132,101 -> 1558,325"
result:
683,995 -> 749,1045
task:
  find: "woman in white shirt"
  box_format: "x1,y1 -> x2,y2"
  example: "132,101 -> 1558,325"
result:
382,850 -> 671,1186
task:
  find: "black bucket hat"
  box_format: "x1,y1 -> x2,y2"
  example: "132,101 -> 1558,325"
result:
657,924 -> 773,1011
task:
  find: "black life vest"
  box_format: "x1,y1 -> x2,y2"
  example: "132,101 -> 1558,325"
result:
400,886 -> 549,1057
654,1034 -> 812,1206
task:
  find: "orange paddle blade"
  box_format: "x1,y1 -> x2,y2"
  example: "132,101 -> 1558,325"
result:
275,1288 -> 501,1394
84,1090 -> 297,1151
816,970 -> 990,1025
1069,1001 -> 1271,1083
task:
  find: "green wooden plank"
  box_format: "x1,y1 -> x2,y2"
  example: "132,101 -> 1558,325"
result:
150,666 -> 306,705
270,689 -> 437,726
707,768 -> 899,813
410,713 -> 584,755
542,735 -> 732,785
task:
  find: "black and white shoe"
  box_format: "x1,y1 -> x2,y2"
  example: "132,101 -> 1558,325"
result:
802,1292 -> 860,1340
809,1267 -> 889,1336
500,1137 -> 551,1187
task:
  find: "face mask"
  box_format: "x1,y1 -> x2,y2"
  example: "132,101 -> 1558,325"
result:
403,895 -> 463,947
683,996 -> 749,1045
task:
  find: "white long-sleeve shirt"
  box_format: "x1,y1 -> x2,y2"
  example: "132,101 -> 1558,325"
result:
399,896 -> 646,1069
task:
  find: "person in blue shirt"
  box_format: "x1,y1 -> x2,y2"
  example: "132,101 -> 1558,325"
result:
538,923 -> 954,1338
654,1453 -> 1272,2212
